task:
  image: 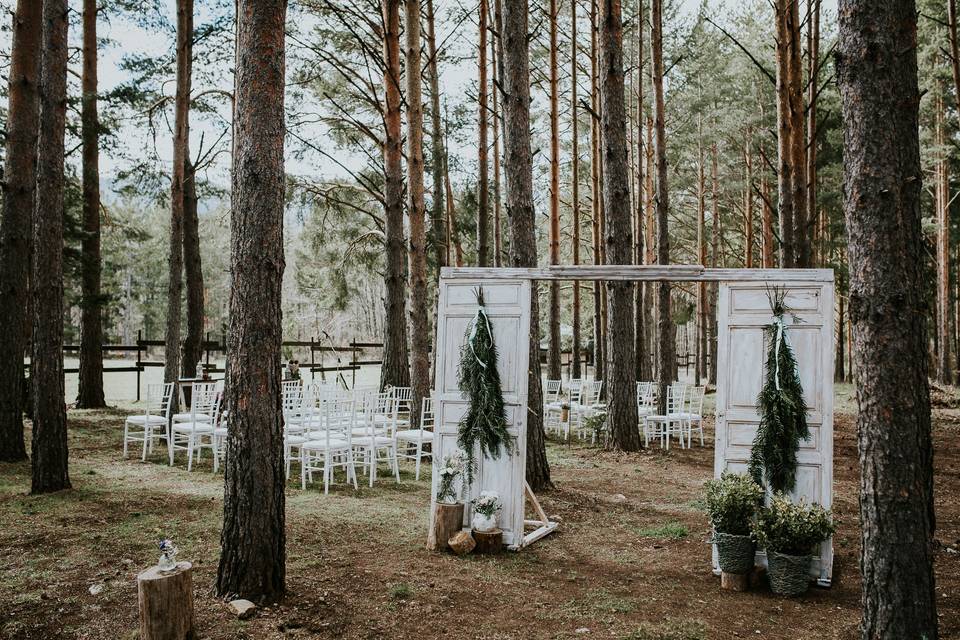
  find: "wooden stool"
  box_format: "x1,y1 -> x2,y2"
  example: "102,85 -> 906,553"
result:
427,502 -> 464,551
137,562 -> 195,640
473,528 -> 503,554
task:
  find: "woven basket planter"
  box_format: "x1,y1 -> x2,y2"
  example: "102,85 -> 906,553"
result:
714,532 -> 756,575
767,550 -> 811,597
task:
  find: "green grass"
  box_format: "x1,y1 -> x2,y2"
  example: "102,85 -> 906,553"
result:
634,521 -> 689,540
622,619 -> 707,640
389,582 -> 413,600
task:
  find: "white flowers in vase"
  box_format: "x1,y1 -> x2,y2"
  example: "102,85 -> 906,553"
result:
436,451 -> 467,504
471,491 -> 501,532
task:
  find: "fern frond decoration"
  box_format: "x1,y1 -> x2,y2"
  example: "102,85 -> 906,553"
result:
456,287 -> 515,485
748,287 -> 810,493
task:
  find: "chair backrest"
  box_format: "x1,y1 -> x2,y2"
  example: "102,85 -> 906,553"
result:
147,382 -> 175,419
636,381 -> 654,408
667,383 -> 686,414
282,380 -> 304,411
190,382 -> 218,419
585,380 -> 603,405
420,396 -> 434,432
391,386 -> 413,413
544,379 -> 562,402
686,385 -> 705,415
315,396 -> 354,447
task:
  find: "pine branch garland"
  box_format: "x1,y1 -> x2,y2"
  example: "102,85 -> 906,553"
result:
457,288 -> 515,485
748,288 -> 810,493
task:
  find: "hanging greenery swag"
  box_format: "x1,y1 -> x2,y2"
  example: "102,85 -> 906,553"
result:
748,288 -> 810,493
457,288 -> 515,485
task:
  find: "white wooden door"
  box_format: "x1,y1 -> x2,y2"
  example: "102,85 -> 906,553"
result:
429,279 -> 532,547
714,281 -> 835,586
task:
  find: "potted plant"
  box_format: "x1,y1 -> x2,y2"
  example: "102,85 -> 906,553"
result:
436,452 -> 467,505
753,493 -> 835,596
471,491 -> 501,532
704,472 -> 764,575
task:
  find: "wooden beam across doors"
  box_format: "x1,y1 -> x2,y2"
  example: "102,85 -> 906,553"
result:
440,265 -> 834,283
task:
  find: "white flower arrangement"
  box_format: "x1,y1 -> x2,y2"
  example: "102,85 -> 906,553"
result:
472,491 -> 501,517
436,451 -> 467,504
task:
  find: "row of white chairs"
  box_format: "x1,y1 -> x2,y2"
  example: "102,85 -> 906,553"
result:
638,382 -> 705,449
543,379 -> 605,442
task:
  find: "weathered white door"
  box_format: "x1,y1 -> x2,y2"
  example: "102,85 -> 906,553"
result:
714,280 -> 835,585
429,278 -> 531,547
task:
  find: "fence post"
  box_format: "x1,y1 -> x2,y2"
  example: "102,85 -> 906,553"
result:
136,329 -> 142,402
310,336 -> 316,382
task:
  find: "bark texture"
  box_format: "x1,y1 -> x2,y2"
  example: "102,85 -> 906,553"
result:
380,0 -> 411,390
477,0 -> 490,267
406,0 -> 430,433
426,0 -> 446,282
500,0 -> 551,491
77,0 -> 105,409
570,0 -> 582,380
182,157 -> 205,380
836,1 -> 939,636
31,0 -> 71,494
547,0 -> 562,381
0,0 -> 41,462
216,0 -> 288,602
599,0 -> 639,451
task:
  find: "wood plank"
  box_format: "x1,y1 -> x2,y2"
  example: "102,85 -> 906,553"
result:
440,265 -> 834,283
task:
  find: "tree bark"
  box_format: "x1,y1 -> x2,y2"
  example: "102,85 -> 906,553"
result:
546,0 -> 562,381
836,1 -> 938,636
571,0 -> 582,380
31,0 -> 71,494
696,113 -> 707,384
806,0 -> 821,267
651,0 -> 672,413
165,0 -> 194,389
708,143 -> 720,385
491,26 -> 504,268
477,0 -> 490,267
634,1 -> 649,382
774,0 -> 794,268
935,86 -> 953,385
0,0 -> 41,462
785,0 -> 808,267
599,0 -> 639,451
182,156 -> 204,381
216,0 -> 288,603
380,0 -> 411,390
406,0 -> 430,433
500,0 -> 551,491
590,0 -> 604,384
426,0 -> 446,282
77,0 -> 106,409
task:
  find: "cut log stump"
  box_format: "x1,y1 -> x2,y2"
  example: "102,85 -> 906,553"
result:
137,562 -> 195,640
427,502 -> 464,552
473,528 -> 503,554
448,530 -> 476,555
720,571 -> 749,592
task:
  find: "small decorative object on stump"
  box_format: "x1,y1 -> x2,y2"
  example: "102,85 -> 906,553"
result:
471,491 -> 501,532
448,530 -> 476,556
705,473 -> 763,587
749,288 -> 809,494
157,539 -> 178,572
456,288 -> 514,485
137,561 -> 195,640
428,452 -> 468,552
473,528 -> 503,554
753,494 -> 835,597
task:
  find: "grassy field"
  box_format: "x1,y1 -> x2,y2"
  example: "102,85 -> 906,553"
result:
0,385 -> 957,639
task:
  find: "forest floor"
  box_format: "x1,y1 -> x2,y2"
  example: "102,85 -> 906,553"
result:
0,384 -> 958,640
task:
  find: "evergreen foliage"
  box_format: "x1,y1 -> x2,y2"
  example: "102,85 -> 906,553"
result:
456,288 -> 515,484
749,289 -> 809,492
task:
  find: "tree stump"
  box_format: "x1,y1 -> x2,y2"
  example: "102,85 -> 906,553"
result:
448,530 -> 476,555
427,502 -> 464,551
137,562 -> 195,640
473,528 -> 503,554
720,571 -> 749,592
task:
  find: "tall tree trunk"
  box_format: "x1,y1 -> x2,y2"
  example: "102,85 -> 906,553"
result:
380,0 -> 411,390
443,134 -> 465,267
806,0 -> 821,267
590,0 -> 604,383
182,156 -> 204,381
644,115 -> 655,370
166,0 -> 194,389
216,0 -> 287,603
500,0 -> 552,490
491,27 -> 504,268
744,128 -> 754,268
406,0 -> 430,433
31,0 -> 71,494
426,0 -> 446,283
786,0 -> 808,267
696,115 -> 707,384
600,0 -> 639,451
708,143 -> 720,385
571,0 -> 582,380
0,0 -> 41,461
836,1 -> 939,636
77,0 -> 105,409
477,0 -> 490,267
935,87 -> 953,385
651,0 -> 672,412
547,0 -> 562,381
835,293 -> 845,383
635,1 -> 649,382
774,0 -> 794,268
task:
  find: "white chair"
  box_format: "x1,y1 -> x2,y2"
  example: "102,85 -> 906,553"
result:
572,380 -> 604,440
678,385 -> 705,447
169,384 -> 219,470
391,386 -> 413,429
543,379 -> 564,436
301,397 -> 358,493
172,380 -> 219,424
212,407 -> 229,473
395,396 -> 434,480
643,384 -> 687,449
352,391 -> 401,486
123,382 -> 174,460
636,381 -> 656,426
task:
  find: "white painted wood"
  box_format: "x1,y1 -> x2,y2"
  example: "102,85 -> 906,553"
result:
713,280 -> 835,585
441,266 -> 834,283
428,279 -> 532,547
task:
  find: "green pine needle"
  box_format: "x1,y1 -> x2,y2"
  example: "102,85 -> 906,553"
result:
456,288 -> 515,486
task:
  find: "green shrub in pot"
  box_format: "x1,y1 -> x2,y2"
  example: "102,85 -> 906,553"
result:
704,472 -> 763,574
753,493 -> 836,596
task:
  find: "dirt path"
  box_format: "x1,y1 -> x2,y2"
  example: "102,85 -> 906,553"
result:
0,391 -> 957,639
